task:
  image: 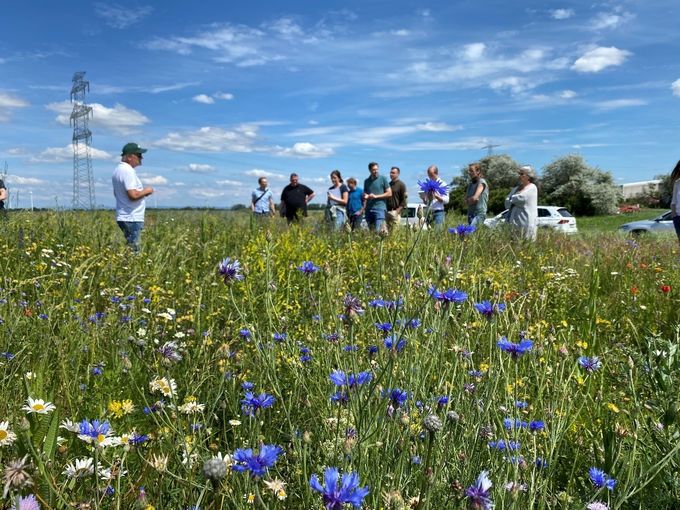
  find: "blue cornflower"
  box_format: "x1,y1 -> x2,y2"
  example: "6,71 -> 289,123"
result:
128,433 -> 149,445
515,400 -> 529,409
428,287 -> 468,304
232,444 -> 283,478
79,419 -> 111,439
578,356 -> 602,373
488,439 -> 521,451
383,334 -> 407,352
368,298 -> 386,308
273,332 -> 287,342
437,395 -> 449,407
240,392 -> 276,416
330,370 -> 372,388
239,329 -> 252,340
411,455 -> 422,464
474,300 -> 506,319
367,345 -> 378,355
343,345 -> 358,352
529,420 -> 545,432
465,471 -> 493,510
217,257 -> 244,284
418,178 -> 448,197
324,332 -> 341,343
0,352 -> 15,360
241,382 -> 255,391
589,467 -> 616,491
406,318 -> 421,329
497,337 -> 534,359
300,347 -> 312,363
297,261 -> 320,275
535,457 -> 549,469
310,467 -> 369,510
375,322 -> 392,332
330,391 -> 349,404
448,224 -> 476,237
386,388 -> 408,408
385,298 -> 404,310
503,418 -> 527,430
469,370 -> 484,378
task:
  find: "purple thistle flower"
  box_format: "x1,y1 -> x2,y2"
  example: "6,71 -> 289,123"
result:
310,467 -> 369,510
497,336 -> 534,359
158,341 -> 183,363
240,392 -> 276,416
578,356 -> 602,373
343,294 -> 364,317
474,300 -> 506,319
232,444 -> 283,478
466,470 -> 493,510
10,494 -> 40,510
297,261 -> 320,275
418,178 -> 448,197
217,257 -> 244,284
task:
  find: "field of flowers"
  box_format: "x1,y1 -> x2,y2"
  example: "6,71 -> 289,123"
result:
0,210 -> 679,510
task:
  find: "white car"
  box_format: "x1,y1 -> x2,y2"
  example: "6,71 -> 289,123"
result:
484,206 -> 578,234
400,203 -> 428,228
619,210 -> 674,235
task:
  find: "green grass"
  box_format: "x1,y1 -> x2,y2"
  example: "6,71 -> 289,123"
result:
0,209 -> 678,509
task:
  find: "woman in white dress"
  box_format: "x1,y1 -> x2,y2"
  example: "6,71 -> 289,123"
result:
505,165 -> 538,241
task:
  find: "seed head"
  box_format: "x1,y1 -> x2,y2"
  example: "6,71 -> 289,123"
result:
203,457 -> 227,482
423,414 -> 443,433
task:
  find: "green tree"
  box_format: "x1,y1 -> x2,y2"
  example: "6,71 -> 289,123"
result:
655,174 -> 672,208
541,154 -> 620,215
448,154 -> 521,215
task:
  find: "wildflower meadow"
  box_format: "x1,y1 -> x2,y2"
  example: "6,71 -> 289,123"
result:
0,210 -> 679,509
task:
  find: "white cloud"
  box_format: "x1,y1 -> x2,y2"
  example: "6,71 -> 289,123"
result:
216,179 -> 243,186
267,17 -> 304,39
214,92 -> 234,100
490,76 -> 534,94
277,142 -> 334,158
94,3 -> 153,29
591,11 -> 634,30
29,144 -> 114,163
189,188 -> 226,198
672,79 -> 680,97
571,46 -> 631,73
47,101 -> 150,134
594,98 -> 646,110
155,125 -> 259,152
391,29 -> 411,37
463,43 -> 486,60
244,169 -> 286,180
560,90 -> 577,99
551,9 -> 574,20
415,122 -> 461,132
5,174 -> 46,185
138,174 -> 168,185
192,94 -> 215,104
186,163 -> 216,173
0,92 -> 29,122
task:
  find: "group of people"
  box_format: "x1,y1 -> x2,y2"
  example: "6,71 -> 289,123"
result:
254,162 -> 451,233
109,141 -> 541,250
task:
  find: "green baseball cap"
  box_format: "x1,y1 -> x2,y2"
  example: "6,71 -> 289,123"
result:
121,142 -> 148,156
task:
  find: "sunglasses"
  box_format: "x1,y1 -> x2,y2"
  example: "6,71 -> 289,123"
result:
136,153 -> 143,160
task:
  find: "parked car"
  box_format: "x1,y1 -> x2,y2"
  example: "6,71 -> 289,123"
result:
484,206 -> 578,234
400,203 -> 427,228
618,210 -> 674,235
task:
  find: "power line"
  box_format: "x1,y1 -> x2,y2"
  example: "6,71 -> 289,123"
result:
481,143 -> 501,156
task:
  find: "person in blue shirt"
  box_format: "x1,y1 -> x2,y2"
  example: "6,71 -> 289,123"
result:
251,177 -> 275,218
363,162 -> 392,232
346,177 -> 365,231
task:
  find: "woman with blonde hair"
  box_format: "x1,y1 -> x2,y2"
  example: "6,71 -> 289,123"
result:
505,165 -> 538,241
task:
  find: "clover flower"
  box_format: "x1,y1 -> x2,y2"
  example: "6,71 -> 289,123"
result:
589,467 -> 616,491
578,356 -> 602,373
474,301 -> 506,319
497,337 -> 534,359
310,467 -> 369,510
217,257 -> 244,284
297,261 -> 320,275
232,444 -> 283,478
465,470 -> 493,510
418,178 -> 448,197
240,392 -> 276,416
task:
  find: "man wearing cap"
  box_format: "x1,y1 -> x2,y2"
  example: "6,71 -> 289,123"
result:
112,142 -> 154,251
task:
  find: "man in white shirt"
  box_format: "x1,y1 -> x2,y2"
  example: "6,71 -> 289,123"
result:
112,142 -> 153,251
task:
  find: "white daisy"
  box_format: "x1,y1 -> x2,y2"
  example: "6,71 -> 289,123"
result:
149,377 -> 177,397
22,397 -> 56,414
178,401 -> 205,415
0,421 -> 17,446
62,457 -> 94,478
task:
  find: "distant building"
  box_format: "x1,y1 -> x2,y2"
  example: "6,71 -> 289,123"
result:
620,179 -> 661,200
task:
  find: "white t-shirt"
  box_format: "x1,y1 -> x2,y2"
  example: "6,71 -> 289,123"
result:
112,162 -> 145,221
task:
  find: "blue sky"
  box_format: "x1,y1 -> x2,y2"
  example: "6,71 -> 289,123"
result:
1,0 -> 679,208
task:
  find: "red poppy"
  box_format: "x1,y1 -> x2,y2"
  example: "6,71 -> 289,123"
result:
660,285 -> 671,294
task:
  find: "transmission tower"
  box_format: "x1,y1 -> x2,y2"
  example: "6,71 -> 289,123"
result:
70,71 -> 95,209
481,143 -> 501,156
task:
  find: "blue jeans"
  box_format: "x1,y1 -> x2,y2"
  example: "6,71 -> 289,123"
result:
429,210 -> 445,227
334,209 -> 346,230
673,216 -> 680,238
117,221 -> 144,251
468,213 -> 486,227
365,208 -> 386,231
